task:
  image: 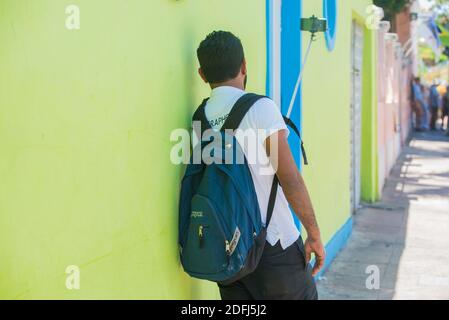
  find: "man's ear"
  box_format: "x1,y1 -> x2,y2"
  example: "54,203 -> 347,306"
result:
241,59 -> 247,76
198,68 -> 208,83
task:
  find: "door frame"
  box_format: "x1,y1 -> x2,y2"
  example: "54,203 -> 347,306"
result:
350,20 -> 364,214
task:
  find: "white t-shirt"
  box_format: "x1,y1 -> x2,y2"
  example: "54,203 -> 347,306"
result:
200,86 -> 300,249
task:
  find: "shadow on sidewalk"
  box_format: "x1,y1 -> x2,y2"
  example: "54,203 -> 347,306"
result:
317,131 -> 449,300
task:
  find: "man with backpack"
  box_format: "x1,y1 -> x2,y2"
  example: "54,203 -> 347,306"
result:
179,31 -> 325,300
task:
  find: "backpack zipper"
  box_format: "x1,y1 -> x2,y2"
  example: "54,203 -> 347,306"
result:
198,225 -> 204,249
195,195 -> 232,257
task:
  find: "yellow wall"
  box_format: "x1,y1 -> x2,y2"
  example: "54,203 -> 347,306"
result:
301,1 -> 376,243
0,0 -> 266,299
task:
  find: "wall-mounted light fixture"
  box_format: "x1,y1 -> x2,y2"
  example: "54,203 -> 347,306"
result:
385,33 -> 399,42
379,21 -> 391,33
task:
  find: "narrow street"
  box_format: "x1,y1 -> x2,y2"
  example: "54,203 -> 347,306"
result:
317,131 -> 449,300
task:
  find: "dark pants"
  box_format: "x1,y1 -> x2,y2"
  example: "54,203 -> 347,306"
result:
218,237 -> 318,300
412,100 -> 424,130
430,107 -> 439,130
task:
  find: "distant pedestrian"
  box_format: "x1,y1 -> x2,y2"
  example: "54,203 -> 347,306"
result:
421,84 -> 430,130
411,78 -> 425,131
429,84 -> 441,131
442,86 -> 449,131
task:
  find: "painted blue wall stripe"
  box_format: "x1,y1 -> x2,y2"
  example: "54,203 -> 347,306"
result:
280,0 -> 303,229
312,217 -> 354,279
281,0 -> 303,169
266,0 -> 273,97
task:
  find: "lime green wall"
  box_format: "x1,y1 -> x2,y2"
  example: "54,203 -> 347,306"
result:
357,13 -> 380,203
0,0 -> 266,299
301,1 -> 377,244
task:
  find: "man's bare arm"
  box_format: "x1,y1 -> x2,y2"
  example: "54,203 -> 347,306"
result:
266,130 -> 326,276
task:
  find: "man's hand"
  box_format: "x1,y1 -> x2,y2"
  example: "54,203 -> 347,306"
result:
265,130 -> 325,276
304,237 -> 326,277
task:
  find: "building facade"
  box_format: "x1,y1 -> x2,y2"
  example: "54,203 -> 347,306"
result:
0,0 -> 400,299
376,5 -> 415,193
0,0 -> 267,299
299,0 -> 377,273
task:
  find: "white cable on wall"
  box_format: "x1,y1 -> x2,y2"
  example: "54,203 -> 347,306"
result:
286,34 -> 316,118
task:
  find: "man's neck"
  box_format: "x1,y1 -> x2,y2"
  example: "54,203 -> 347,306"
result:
210,79 -> 244,91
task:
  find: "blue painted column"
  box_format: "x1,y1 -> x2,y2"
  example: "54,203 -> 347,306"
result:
266,0 -> 274,98
281,0 -> 303,229
281,0 -> 303,170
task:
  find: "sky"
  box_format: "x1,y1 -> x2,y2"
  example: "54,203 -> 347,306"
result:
420,0 -> 434,11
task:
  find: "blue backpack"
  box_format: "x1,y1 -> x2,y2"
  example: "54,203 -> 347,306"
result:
179,93 -> 307,284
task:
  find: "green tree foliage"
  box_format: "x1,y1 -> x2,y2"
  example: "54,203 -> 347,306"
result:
433,0 -> 449,27
373,0 -> 411,21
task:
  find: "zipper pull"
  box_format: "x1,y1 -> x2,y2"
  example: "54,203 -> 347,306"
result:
225,240 -> 231,256
198,225 -> 204,249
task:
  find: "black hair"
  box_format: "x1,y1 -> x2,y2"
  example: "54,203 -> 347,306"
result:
197,31 -> 245,84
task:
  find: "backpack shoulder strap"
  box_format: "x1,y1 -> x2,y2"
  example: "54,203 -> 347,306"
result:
221,93 -> 267,131
221,93 -> 280,227
266,175 -> 279,227
192,98 -> 211,138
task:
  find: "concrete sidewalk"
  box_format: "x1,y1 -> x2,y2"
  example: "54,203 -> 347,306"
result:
317,131 -> 449,300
